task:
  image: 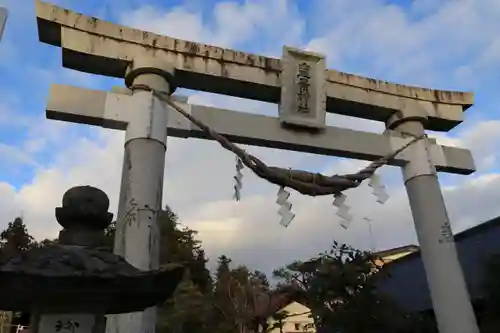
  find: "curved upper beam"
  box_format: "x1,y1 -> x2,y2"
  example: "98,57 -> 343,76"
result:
35,0 -> 474,132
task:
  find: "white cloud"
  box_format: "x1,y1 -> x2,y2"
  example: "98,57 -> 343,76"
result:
306,0 -> 500,89
1,0 -> 500,277
0,143 -> 40,168
0,118 -> 497,274
120,0 -> 304,51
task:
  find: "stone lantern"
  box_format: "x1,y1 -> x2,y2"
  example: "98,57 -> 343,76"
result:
0,186 -> 185,333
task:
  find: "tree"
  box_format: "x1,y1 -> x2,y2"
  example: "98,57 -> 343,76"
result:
211,255 -> 237,333
155,206 -> 213,333
211,256 -> 283,333
158,206 -> 212,292
215,255 -> 232,282
273,241 -> 408,333
0,217 -> 35,263
36,238 -> 58,247
157,276 -> 213,333
0,218 -> 38,328
251,270 -> 270,289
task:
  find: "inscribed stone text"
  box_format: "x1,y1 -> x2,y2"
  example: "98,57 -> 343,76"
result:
295,62 -> 311,114
55,320 -> 80,333
124,198 -> 138,226
439,219 -> 454,244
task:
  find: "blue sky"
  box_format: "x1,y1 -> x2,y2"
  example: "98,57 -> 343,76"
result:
1,0 -> 500,272
1,0 -> 497,187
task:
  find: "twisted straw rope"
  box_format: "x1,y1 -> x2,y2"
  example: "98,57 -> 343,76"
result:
130,84 -> 425,196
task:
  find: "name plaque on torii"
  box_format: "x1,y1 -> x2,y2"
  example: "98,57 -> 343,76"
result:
34,1 -> 480,333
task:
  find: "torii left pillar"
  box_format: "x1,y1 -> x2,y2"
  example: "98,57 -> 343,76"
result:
106,57 -> 175,333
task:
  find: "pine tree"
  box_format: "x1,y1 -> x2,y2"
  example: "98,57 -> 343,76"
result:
0,217 -> 35,263
155,206 -> 213,333
273,241 -> 409,333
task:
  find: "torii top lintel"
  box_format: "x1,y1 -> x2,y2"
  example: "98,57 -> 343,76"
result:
35,0 -> 474,132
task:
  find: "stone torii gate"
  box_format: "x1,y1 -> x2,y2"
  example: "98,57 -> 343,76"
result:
35,1 -> 479,333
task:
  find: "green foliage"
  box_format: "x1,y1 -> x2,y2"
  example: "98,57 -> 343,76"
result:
157,276 -> 213,333
157,249 -> 270,333
251,270 -> 270,289
153,206 -> 213,333
0,217 -> 35,263
273,241 -> 408,333
36,238 -> 58,247
211,255 -> 275,333
158,206 -> 212,293
1,213 -> 422,333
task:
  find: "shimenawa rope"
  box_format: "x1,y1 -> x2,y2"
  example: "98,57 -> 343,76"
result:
130,84 -> 425,196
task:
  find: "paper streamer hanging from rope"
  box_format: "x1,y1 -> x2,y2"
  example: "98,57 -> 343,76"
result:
277,186 -> 295,227
233,157 -> 244,201
333,192 -> 353,229
368,174 -> 389,204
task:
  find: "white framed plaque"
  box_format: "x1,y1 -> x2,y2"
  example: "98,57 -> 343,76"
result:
37,314 -> 96,333
279,46 -> 326,129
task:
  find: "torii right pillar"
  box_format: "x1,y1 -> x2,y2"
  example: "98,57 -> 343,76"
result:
387,105 -> 479,333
